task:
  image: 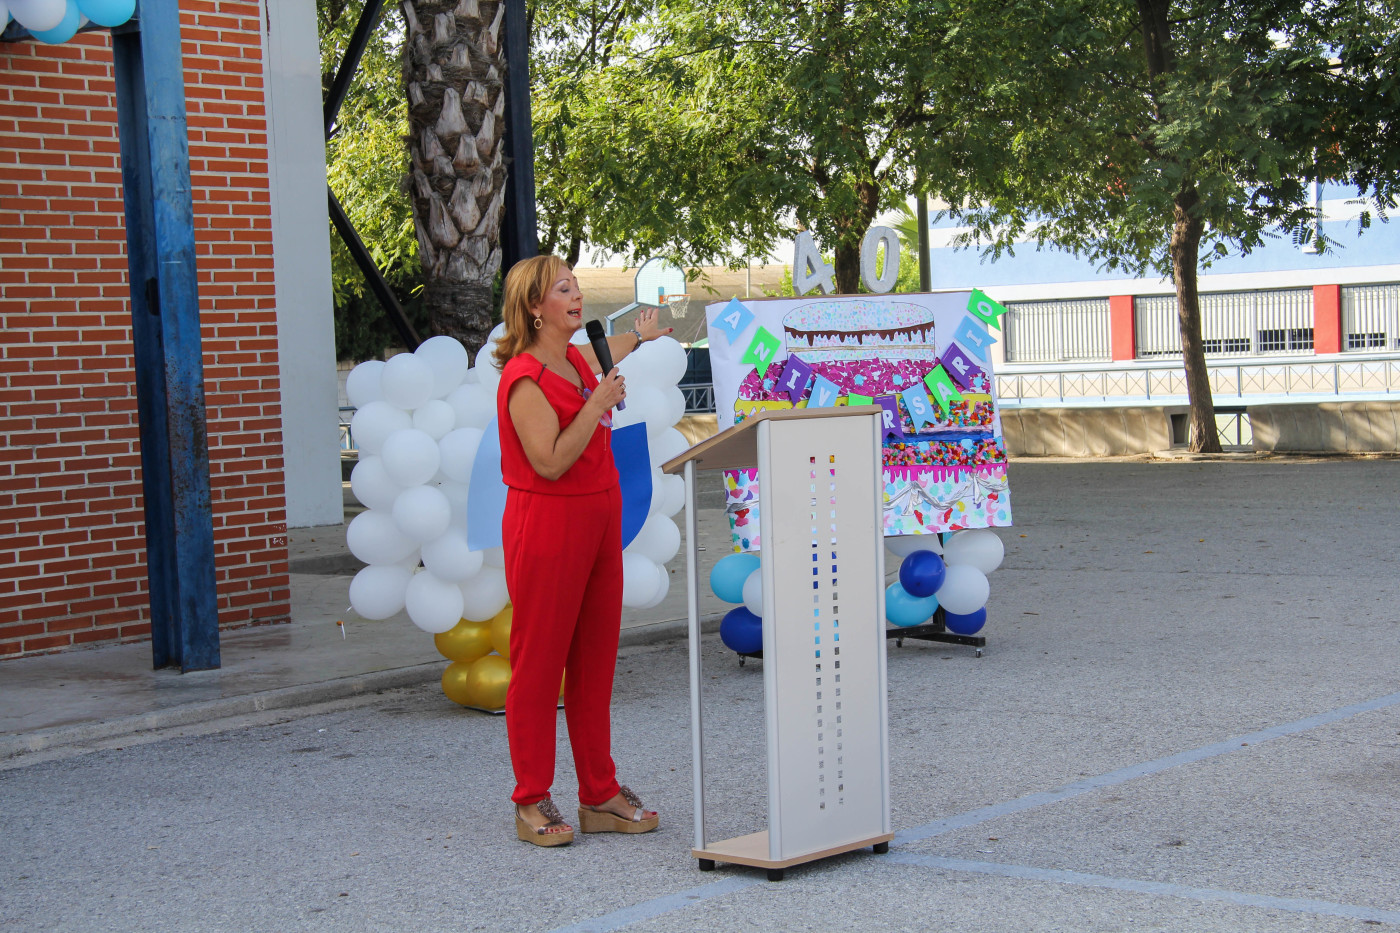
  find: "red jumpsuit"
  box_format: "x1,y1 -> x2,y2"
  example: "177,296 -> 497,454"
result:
497,346 -> 624,807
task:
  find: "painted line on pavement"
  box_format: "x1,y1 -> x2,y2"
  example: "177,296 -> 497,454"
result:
886,853 -> 1400,925
547,688 -> 1400,932
549,877 -> 761,933
893,689 -> 1400,845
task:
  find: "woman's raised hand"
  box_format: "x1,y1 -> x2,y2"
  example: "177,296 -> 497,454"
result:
636,306 -> 674,342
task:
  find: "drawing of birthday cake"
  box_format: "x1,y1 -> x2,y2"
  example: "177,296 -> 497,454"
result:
782,299 -> 937,362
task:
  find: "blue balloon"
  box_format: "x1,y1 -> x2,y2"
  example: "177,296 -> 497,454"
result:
944,608 -> 987,635
898,548 -> 946,598
719,606 -> 763,654
30,0 -> 80,43
77,0 -> 135,27
710,552 -> 759,604
885,582 -> 938,628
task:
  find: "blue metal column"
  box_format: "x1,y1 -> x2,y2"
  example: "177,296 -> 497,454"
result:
112,2 -> 220,672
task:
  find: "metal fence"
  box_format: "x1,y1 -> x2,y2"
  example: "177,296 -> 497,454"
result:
995,350 -> 1400,405
1135,288 -> 1314,357
1003,297 -> 1111,363
1343,283 -> 1400,351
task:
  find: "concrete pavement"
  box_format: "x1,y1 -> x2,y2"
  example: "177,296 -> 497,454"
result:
2,456 -> 1399,932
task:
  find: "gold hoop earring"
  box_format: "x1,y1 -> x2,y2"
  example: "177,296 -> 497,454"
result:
532,316 -> 543,330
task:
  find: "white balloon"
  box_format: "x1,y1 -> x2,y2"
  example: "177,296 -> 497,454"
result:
420,530 -> 484,582
462,367 -> 480,385
936,564 -> 990,615
483,547 -> 506,568
618,343 -> 663,388
647,468 -> 666,516
438,427 -> 483,484
649,336 -> 689,386
460,565 -> 509,621
411,399 -> 456,439
9,0 -> 65,30
445,382 -> 494,430
474,341 -> 502,393
414,334 -> 470,398
649,427 -> 690,468
658,385 -> 687,429
944,529 -> 1004,574
344,360 -> 385,409
346,509 -> 418,565
391,484 -> 452,542
404,569 -> 465,634
741,568 -> 763,616
349,564 -> 412,620
380,428 -> 441,487
622,553 -> 664,608
656,473 -> 686,518
639,563 -> 671,610
350,401 -> 411,456
0,1 -> 9,24
381,352 -> 435,410
349,456 -> 404,512
886,533 -> 942,557
436,480 -> 471,532
625,513 -> 681,565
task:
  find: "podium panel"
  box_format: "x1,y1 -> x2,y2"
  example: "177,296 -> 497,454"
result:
757,414 -> 890,860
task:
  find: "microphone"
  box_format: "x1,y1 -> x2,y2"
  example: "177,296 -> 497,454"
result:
584,319 -> 625,411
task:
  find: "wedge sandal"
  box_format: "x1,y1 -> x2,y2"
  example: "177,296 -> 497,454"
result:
515,798 -> 574,847
577,785 -> 659,834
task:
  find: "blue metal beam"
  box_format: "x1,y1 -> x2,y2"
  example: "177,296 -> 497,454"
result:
112,1 -> 219,672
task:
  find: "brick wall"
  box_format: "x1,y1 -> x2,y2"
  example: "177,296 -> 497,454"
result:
0,2 -> 291,658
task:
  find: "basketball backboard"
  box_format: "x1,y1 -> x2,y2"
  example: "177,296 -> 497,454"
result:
634,257 -> 687,306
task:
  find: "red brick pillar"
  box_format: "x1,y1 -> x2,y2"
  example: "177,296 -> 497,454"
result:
1109,295 -> 1136,361
1313,284 -> 1342,354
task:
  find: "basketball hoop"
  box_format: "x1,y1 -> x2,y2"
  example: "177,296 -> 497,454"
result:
663,293 -> 692,319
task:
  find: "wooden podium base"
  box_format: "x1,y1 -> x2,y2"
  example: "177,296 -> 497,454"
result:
693,830 -> 894,881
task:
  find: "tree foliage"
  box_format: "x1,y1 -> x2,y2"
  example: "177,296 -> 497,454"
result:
929,0 -> 1399,450
538,0 -> 968,291
319,0 -> 428,362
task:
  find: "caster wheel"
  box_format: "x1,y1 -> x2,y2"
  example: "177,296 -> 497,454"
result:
975,648 -> 983,658
698,859 -> 715,872
738,657 -> 746,667
873,842 -> 889,854
766,868 -> 785,882
895,638 -> 903,648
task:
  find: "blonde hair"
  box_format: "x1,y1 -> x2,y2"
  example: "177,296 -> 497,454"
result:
492,255 -> 572,371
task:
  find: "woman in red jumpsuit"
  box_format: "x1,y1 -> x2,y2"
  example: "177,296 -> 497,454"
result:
493,255 -> 671,846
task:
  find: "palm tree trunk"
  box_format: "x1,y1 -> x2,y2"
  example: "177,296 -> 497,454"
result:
401,0 -> 507,354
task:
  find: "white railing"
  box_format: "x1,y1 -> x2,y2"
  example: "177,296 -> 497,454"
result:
1135,288 -> 1315,358
995,351 -> 1400,406
1003,297 -> 1111,362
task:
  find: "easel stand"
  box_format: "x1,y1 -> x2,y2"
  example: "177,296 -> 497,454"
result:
664,408 -> 894,881
889,606 -> 986,657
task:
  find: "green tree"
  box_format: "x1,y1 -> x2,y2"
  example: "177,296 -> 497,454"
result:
319,0 -> 428,362
555,0 -> 967,291
935,0 -> 1399,451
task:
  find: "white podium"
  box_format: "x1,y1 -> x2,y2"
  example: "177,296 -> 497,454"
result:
662,407 -> 893,880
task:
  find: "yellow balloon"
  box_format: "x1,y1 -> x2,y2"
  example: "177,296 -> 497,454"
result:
464,654 -> 512,710
440,660 -> 478,706
489,604 -> 513,660
434,618 -> 493,663
559,671 -> 566,698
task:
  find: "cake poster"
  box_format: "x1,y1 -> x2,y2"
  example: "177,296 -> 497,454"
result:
706,292 -> 1012,550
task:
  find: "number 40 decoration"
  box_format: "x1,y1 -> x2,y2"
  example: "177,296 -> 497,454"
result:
793,225 -> 905,296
